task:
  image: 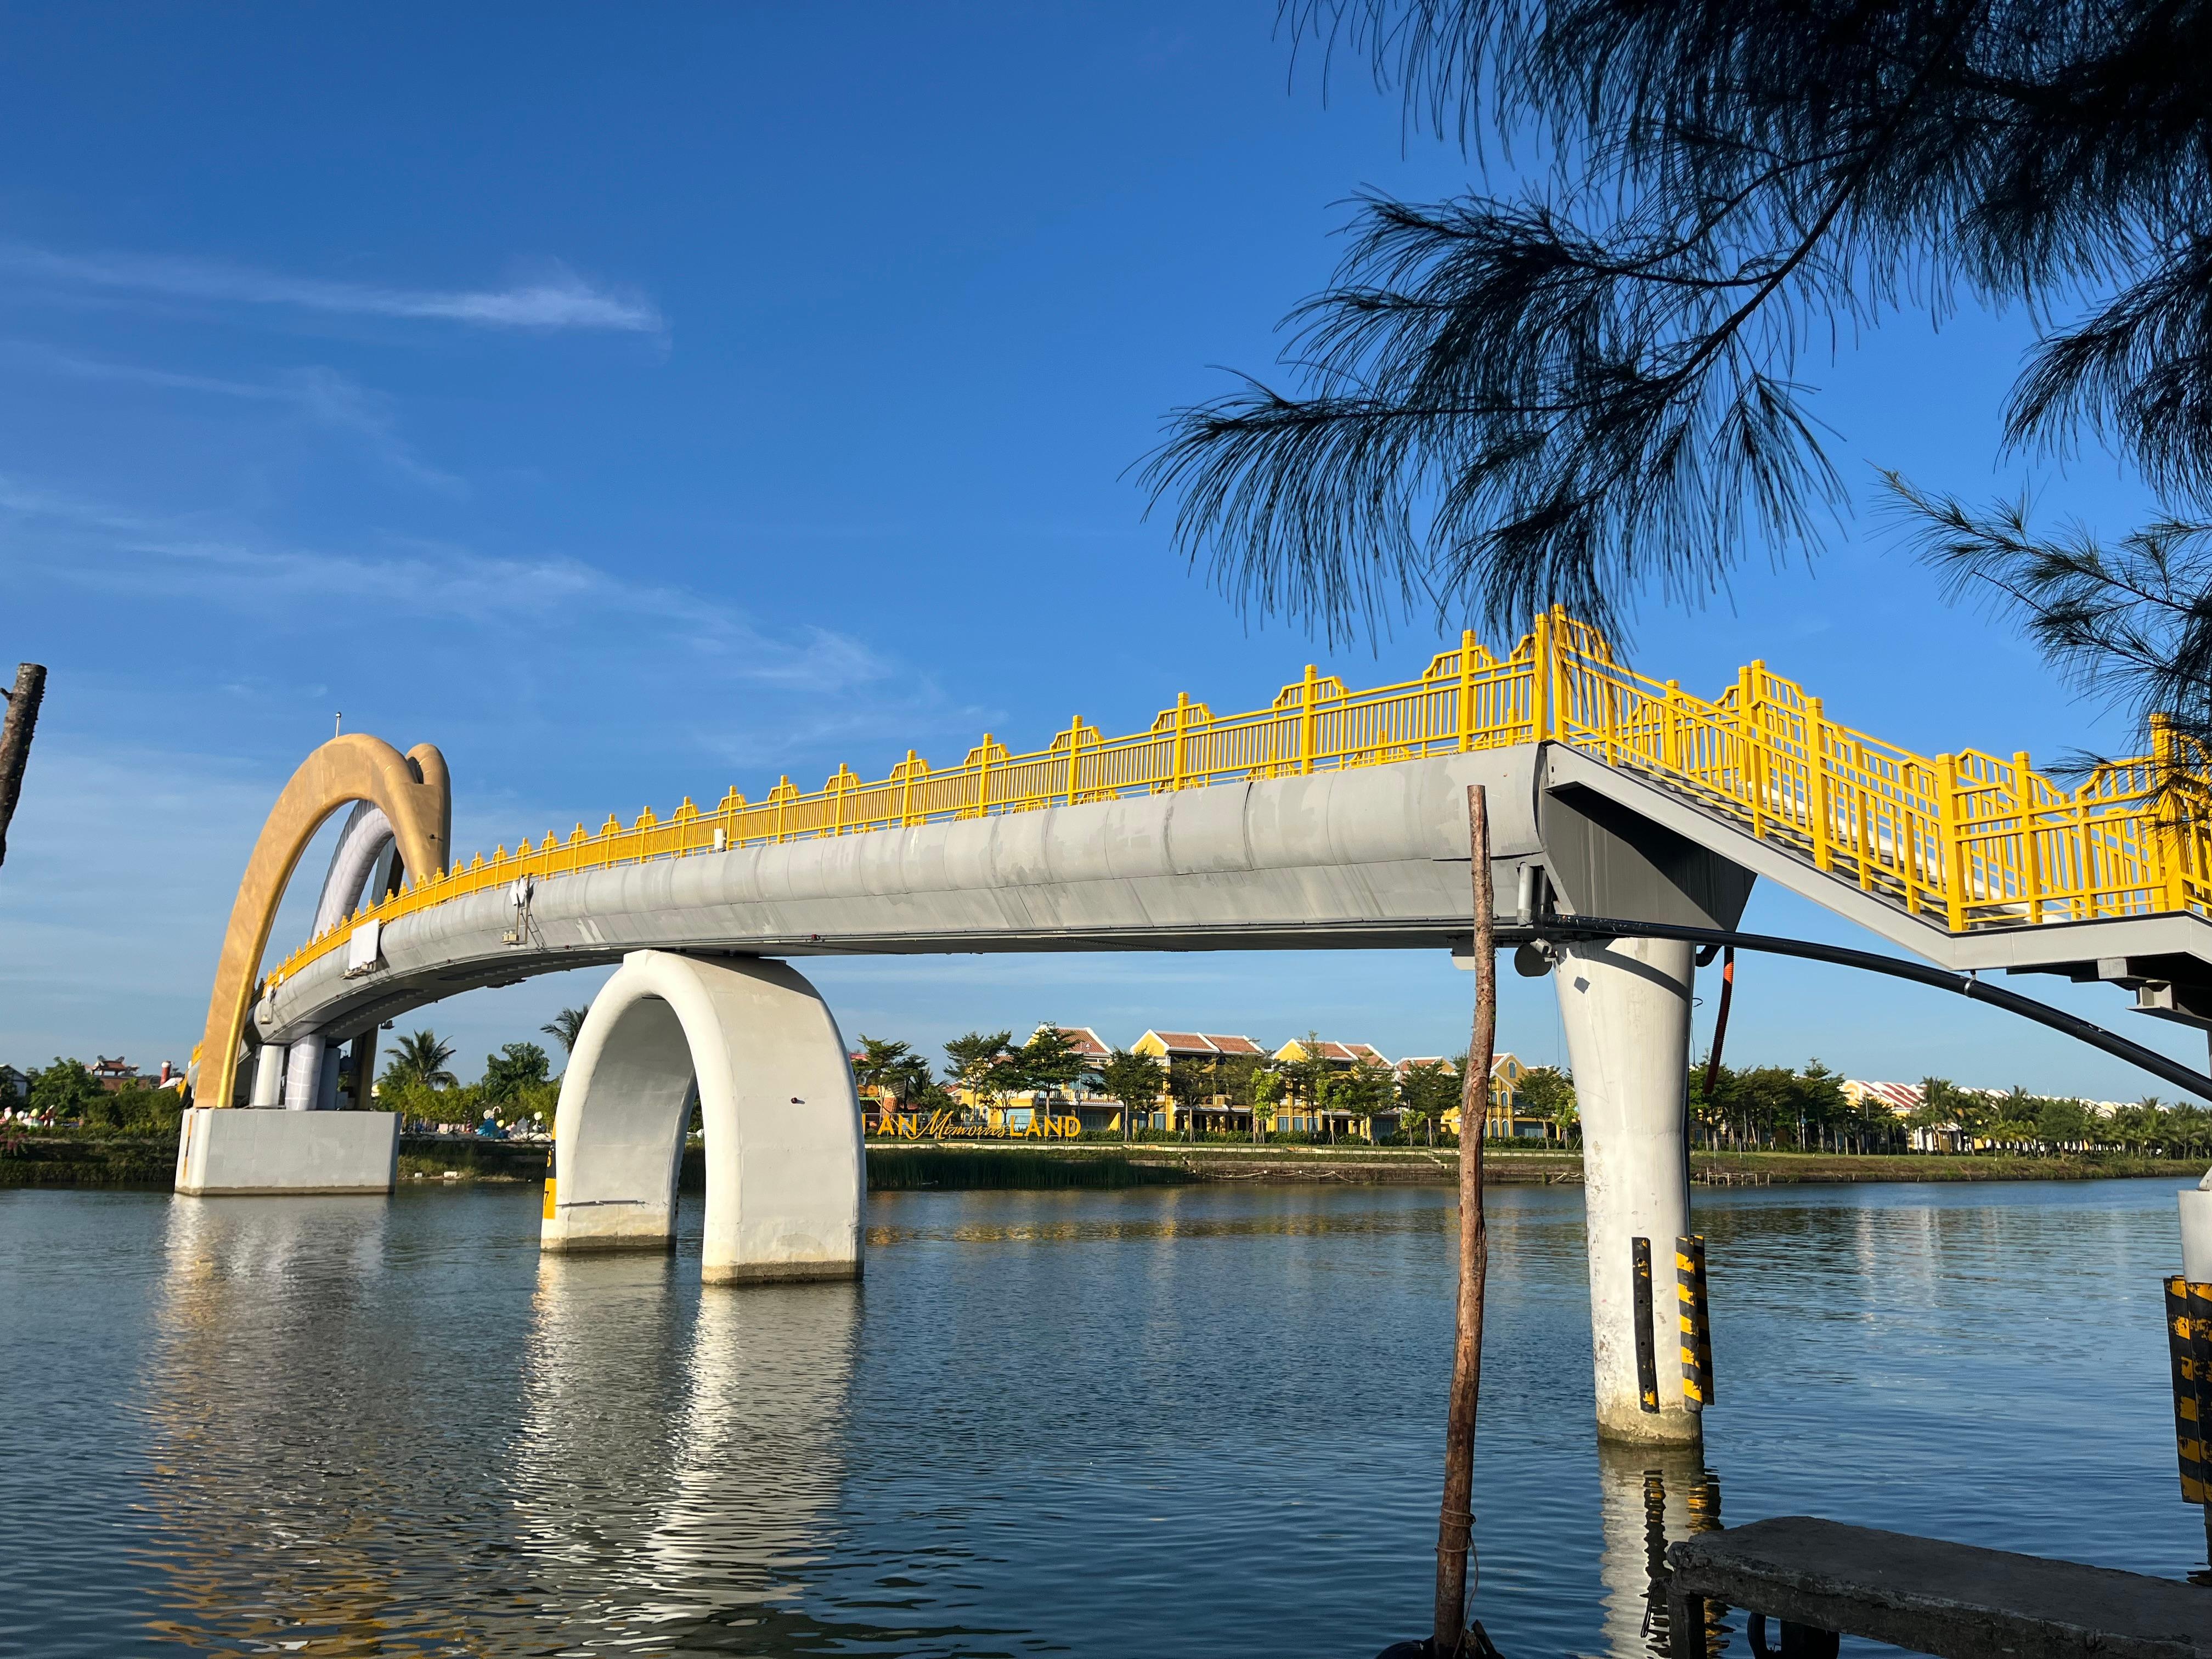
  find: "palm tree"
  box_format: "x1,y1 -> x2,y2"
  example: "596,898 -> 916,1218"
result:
541,1007 -> 589,1054
382,1029 -> 457,1092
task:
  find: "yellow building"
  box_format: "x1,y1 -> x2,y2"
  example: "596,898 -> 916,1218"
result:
1424,1052 -> 1564,1140
1267,1037 -> 1395,1138
1129,1030 -> 1266,1133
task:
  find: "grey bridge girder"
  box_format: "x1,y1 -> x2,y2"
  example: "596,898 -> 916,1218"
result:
256,739 -> 2212,1048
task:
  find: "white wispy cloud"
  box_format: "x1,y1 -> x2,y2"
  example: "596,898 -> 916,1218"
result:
0,343 -> 465,495
0,478 -> 882,690
0,243 -> 662,332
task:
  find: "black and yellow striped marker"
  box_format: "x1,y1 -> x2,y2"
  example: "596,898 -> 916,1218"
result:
1633,1236 -> 1660,1413
1678,1234 -> 1714,1409
2165,1276 -> 2208,1504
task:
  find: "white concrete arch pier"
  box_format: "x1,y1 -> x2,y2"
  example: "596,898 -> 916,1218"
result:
543,950 -> 865,1285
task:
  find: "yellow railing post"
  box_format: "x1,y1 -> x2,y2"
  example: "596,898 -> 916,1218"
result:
1808,697 -> 1831,871
1853,741 -> 1875,893
978,735 -> 994,818
2013,750 -> 2044,925
2154,714 -> 2188,914
1300,665 -> 1318,774
1740,665 -> 1765,840
1458,629 -> 1477,752
901,750 -> 917,828
1662,680 -> 1681,776
1172,693 -> 1189,793
1935,754 -> 1967,930
1531,610 -> 1553,741
1065,716 -> 1082,806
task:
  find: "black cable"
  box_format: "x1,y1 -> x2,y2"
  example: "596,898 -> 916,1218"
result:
1525,913 -> 2212,1103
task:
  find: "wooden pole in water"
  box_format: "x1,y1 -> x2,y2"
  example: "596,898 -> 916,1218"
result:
0,663 -> 47,872
1434,784 -> 1495,1656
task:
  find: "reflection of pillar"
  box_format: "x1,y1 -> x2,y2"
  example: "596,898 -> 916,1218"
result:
512,1256 -> 859,1645
1594,1440 -> 1722,1659
642,1282 -> 860,1617
1558,937 -> 1700,1443
143,1195 -> 409,1651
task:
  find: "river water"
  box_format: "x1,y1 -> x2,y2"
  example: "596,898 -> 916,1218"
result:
0,1177 -> 2194,1657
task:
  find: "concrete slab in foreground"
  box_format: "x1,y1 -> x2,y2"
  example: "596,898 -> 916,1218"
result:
174,1108 -> 399,1195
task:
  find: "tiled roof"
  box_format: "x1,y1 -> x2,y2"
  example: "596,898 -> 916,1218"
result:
1203,1034 -> 1264,1056
1051,1026 -> 1112,1058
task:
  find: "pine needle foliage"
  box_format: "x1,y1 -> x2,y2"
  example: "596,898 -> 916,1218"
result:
1144,1 -> 2212,648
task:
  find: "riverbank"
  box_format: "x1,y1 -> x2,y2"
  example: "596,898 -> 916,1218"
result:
3,1131 -> 2199,1190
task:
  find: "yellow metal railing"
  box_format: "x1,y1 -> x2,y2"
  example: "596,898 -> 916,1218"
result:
263,608 -> 2212,992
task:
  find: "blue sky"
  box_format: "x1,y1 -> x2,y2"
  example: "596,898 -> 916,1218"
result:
0,4 -> 2197,1099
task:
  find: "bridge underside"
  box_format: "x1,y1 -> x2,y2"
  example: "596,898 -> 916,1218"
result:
257,744 -> 1774,1046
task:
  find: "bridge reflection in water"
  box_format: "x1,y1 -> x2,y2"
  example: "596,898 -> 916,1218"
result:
1594,1441 -> 1728,1659
137,1198 -> 904,1656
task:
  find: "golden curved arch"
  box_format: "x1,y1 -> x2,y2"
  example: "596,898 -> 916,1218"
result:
194,735 -> 452,1111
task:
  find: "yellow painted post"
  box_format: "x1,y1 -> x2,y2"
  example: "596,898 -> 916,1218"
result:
1172,693 -> 1189,793
1065,716 -> 1083,805
1458,629 -> 1477,752
1935,755 -> 1967,931
1740,665 -> 1765,840
901,749 -> 917,828
832,770 -> 845,837
776,777 -> 789,844
2150,714 -> 2188,915
2014,751 -> 2044,925
979,734 -> 994,818
1808,697 -> 1831,871
1301,665 -> 1318,774
1663,679 -> 1681,776
1854,743 -> 1875,893
1531,610 -> 1552,740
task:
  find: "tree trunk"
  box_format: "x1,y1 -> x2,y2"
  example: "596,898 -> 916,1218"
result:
0,663 -> 47,872
1432,785 -> 1494,1656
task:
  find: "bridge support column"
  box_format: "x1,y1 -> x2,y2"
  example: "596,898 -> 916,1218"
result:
249,1040 -> 286,1108
1555,936 -> 1701,1446
543,950 -> 864,1284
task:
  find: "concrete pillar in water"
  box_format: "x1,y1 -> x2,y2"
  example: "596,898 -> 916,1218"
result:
1556,935 -> 1700,1444
249,1041 -> 286,1108
543,950 -> 864,1283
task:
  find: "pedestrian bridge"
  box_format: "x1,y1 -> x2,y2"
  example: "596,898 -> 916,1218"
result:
183,610 -> 2212,1440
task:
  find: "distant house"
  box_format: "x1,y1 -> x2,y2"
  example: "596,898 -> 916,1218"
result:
1130,1030 -> 1268,1133
90,1056 -> 139,1092
0,1064 -> 27,1100
1267,1036 -> 1398,1137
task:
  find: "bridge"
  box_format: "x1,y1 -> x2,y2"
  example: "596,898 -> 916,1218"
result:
177,610 -> 2212,1445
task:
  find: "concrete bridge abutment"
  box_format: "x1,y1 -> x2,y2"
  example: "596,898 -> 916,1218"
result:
542,950 -> 865,1285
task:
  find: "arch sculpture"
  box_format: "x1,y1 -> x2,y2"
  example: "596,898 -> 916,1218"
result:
194,735 -> 451,1113
543,950 -> 864,1284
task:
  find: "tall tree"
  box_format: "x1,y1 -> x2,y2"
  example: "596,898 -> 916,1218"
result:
943,1030 -> 1017,1119
1399,1060 -> 1459,1146
541,1007 -> 589,1054
1144,0 -> 2212,726
1098,1048 -> 1167,1142
382,1030 -> 458,1092
481,1042 -> 550,1105
1014,1026 -> 1088,1102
